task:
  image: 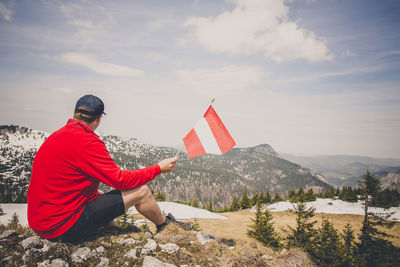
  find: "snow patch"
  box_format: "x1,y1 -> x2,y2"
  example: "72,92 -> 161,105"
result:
264,198 -> 400,221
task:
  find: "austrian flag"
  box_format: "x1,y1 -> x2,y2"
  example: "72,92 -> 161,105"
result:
183,105 -> 236,158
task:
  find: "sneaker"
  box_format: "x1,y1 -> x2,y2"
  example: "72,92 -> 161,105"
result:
156,213 -> 194,233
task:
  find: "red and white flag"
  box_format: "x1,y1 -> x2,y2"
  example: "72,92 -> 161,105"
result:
183,105 -> 236,158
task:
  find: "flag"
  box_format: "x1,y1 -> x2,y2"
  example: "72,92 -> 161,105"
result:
183,105 -> 236,158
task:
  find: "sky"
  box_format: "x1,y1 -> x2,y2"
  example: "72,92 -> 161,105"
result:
0,0 -> 400,158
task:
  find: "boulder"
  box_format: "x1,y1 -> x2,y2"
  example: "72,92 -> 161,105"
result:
196,232 -> 216,245
21,235 -> 43,250
160,243 -> 180,254
71,247 -> 92,263
0,230 -> 18,240
119,238 -> 138,245
96,257 -> 109,267
141,239 -> 157,255
124,248 -> 137,259
37,258 -> 69,267
142,256 -> 176,267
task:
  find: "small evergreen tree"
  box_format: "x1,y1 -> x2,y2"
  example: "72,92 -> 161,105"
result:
258,191 -> 266,204
272,192 -> 283,203
356,171 -> 400,266
248,203 -> 280,249
342,223 -> 355,267
286,200 -> 316,248
250,193 -> 259,206
155,191 -> 166,201
206,200 -> 213,212
230,196 -> 240,211
240,188 -> 251,209
307,219 -> 345,267
305,188 -> 316,202
288,188 -> 296,200
265,191 -> 272,203
191,196 -> 199,208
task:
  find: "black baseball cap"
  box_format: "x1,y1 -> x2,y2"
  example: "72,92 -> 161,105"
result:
75,95 -> 106,116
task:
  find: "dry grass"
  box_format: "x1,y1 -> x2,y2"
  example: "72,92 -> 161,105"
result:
195,210 -> 400,247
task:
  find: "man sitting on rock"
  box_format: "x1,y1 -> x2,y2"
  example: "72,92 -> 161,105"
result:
27,94 -> 190,243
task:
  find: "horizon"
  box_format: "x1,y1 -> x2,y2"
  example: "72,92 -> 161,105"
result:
1,0 -> 400,158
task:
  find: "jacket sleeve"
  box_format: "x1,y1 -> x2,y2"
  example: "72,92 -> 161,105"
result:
79,137 -> 161,190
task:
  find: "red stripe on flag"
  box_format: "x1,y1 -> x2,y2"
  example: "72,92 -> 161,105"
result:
183,128 -> 206,158
203,105 -> 236,154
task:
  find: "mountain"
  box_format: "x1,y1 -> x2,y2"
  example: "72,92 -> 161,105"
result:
0,125 -> 330,206
281,153 -> 400,188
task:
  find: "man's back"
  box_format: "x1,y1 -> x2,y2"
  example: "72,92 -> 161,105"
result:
28,119 -> 102,238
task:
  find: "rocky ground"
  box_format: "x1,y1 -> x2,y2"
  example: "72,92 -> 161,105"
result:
0,223 -> 312,266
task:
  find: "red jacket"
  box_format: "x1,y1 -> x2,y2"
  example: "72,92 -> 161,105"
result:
27,119 -> 161,239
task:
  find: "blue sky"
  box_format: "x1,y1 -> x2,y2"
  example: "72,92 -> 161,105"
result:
1,0 -> 399,158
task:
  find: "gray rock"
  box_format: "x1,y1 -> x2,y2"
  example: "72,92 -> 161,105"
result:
71,247 -> 92,263
196,232 -> 216,245
142,256 -> 176,267
37,258 -> 69,267
21,235 -> 43,250
96,246 -> 105,254
42,239 -> 57,253
144,231 -> 153,239
141,239 -> 157,255
119,238 -> 138,245
160,243 -> 180,254
96,257 -> 109,267
92,246 -> 105,256
124,248 -> 137,259
0,230 -> 17,240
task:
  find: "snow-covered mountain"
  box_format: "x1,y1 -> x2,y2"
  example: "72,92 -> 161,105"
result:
0,125 -> 330,206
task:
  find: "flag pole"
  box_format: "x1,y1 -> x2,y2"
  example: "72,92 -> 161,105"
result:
175,97 -> 215,158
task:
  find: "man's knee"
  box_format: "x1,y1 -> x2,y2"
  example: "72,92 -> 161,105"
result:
121,185 -> 153,209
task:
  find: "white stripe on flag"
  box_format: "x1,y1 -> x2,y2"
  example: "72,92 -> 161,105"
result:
194,117 -> 222,155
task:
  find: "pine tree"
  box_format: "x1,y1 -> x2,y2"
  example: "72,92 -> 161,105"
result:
191,196 -> 199,208
272,192 -> 283,203
248,203 -> 280,249
286,200 -> 316,248
206,200 -> 213,212
297,186 -> 305,201
288,188 -> 296,201
230,196 -> 240,211
250,193 -> 259,206
342,223 -> 355,266
240,188 -> 251,209
307,219 -> 345,267
356,171 -> 400,266
155,191 -> 166,201
305,188 -> 316,202
265,191 -> 272,203
258,191 -> 265,204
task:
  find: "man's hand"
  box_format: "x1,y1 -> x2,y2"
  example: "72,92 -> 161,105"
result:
158,157 -> 178,173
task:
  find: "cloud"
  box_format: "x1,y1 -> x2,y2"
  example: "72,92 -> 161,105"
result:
175,65 -> 267,94
183,0 -> 332,63
58,53 -> 145,77
0,1 -> 14,21
342,49 -> 357,58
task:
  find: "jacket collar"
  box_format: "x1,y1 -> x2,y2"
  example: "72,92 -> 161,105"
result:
66,119 -> 98,136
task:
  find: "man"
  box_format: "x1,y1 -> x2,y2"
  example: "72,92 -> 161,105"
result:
28,95 -> 186,242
